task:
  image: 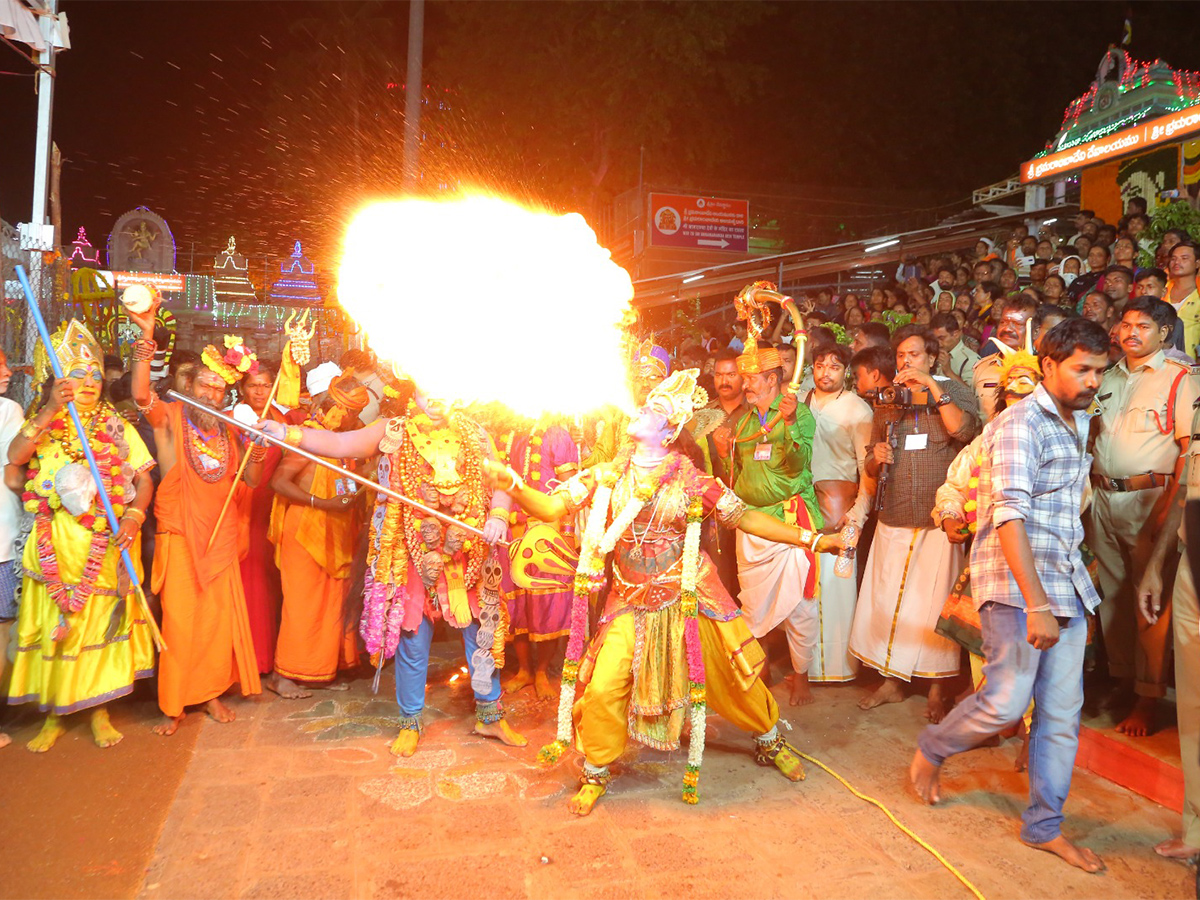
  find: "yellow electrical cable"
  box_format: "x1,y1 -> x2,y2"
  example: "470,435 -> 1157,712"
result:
799,751 -> 987,900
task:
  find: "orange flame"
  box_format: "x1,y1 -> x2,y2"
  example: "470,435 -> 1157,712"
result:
337,195 -> 635,417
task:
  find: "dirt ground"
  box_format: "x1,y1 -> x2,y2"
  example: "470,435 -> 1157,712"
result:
3,643 -> 1195,900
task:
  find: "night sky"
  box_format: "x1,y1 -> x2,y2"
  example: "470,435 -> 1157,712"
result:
3,1 -> 1198,278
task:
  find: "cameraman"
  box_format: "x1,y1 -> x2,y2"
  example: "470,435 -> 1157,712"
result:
850,325 -> 980,722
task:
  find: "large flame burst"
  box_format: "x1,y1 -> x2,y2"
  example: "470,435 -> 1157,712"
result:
337,195 -> 635,418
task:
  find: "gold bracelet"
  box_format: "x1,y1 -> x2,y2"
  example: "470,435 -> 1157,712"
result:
284,425 -> 304,447
20,421 -> 45,440
248,443 -> 267,461
122,507 -> 147,526
488,507 -> 509,520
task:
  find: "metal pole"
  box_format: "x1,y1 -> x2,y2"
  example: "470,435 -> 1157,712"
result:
15,266 -> 165,650
29,0 -> 57,232
402,0 -> 425,190
165,390 -> 505,546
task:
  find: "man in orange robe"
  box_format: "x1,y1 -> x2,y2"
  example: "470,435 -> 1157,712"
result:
267,375 -> 366,697
130,296 -> 265,734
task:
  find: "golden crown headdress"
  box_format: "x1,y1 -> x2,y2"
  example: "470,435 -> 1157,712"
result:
33,319 -> 104,386
646,368 -> 708,440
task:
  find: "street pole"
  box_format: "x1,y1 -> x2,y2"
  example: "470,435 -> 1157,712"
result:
29,0 -> 58,235
402,0 -> 424,190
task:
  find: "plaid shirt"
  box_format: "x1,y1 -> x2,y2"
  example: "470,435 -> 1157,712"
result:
971,384 -> 1101,616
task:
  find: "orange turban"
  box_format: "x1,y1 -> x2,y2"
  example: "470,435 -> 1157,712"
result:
736,347 -> 782,376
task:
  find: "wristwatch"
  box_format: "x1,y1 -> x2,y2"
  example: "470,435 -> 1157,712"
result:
935,392 -> 953,408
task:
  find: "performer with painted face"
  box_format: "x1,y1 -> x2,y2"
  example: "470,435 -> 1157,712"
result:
487,370 -> 845,816
7,320 -> 156,751
258,379 -> 525,757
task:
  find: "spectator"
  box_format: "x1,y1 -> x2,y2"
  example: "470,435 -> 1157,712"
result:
973,295 -> 1038,419
1081,290 -> 1116,331
850,346 -> 895,399
1104,266 -> 1135,317
851,321 -> 891,354
930,311 -> 978,387
1166,241 -> 1200,358
1136,267 -> 1168,299
1043,274 -> 1068,304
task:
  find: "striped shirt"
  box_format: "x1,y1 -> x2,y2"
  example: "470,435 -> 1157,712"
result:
970,384 -> 1101,616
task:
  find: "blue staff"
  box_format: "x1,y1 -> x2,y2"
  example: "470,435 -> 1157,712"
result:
15,265 -> 165,650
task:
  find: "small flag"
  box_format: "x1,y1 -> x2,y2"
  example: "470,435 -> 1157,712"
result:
1122,14 -> 1132,47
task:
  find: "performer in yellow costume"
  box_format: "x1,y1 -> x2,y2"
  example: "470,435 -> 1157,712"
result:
488,370 -> 845,815
7,320 -> 156,751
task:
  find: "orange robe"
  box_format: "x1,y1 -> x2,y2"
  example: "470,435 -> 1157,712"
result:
152,403 -> 261,716
240,407 -> 287,674
271,463 -> 360,682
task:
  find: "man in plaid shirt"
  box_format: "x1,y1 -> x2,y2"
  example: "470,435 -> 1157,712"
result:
911,318 -> 1110,874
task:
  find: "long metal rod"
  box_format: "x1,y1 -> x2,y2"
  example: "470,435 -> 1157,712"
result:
166,391 -> 504,545
16,265 -> 166,651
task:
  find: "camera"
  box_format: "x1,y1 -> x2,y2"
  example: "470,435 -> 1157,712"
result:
865,385 -> 933,408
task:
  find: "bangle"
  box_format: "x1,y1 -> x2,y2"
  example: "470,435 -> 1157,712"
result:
135,392 -> 158,414
1027,604 -> 1052,614
309,494 -> 316,507
503,465 -> 525,492
132,338 -> 157,362
488,507 -> 508,520
20,421 -> 44,440
122,507 -> 147,526
809,531 -> 822,552
285,425 -> 304,448
248,443 -> 267,462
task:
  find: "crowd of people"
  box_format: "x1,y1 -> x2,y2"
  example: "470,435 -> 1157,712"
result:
1,198 -> 1198,874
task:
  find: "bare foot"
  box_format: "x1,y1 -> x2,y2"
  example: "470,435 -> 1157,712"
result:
788,672 -> 815,707
1022,835 -> 1105,873
475,718 -> 528,746
567,784 -> 606,816
534,671 -> 556,701
265,673 -> 312,700
504,669 -> 534,695
0,733 -> 9,749
205,698 -> 236,723
1115,696 -> 1157,737
153,714 -> 184,736
90,708 -> 124,748
1154,838 -> 1200,861
320,681 -> 351,692
390,728 -> 420,757
924,682 -> 949,724
909,748 -> 941,805
26,714 -> 65,753
859,678 -> 904,711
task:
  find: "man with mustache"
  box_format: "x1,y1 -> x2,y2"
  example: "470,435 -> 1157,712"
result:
1088,297 -> 1198,737
912,318 -> 1111,874
130,296 -> 266,735
972,296 -> 1037,420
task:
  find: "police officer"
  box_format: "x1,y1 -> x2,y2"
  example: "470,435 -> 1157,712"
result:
1088,296 -> 1199,736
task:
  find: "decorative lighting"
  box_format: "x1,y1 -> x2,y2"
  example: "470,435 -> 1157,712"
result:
864,239 -> 899,253
682,273 -> 705,284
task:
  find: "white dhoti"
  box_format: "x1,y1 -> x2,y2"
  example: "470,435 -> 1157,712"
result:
849,522 -> 961,681
736,532 -> 816,674
809,551 -> 858,682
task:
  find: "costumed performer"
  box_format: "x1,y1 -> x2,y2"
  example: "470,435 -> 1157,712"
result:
496,419 -> 578,700
487,369 -> 845,816
129,296 -> 266,735
267,373 -> 368,697
6,320 -> 156,751
258,379 -> 525,756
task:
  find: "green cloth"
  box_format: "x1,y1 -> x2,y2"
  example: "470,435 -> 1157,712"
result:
729,394 -> 823,528
580,408 -> 630,469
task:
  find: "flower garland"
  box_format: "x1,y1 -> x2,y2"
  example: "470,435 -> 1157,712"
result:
183,415 -> 231,483
680,495 -> 707,804
20,405 -> 135,627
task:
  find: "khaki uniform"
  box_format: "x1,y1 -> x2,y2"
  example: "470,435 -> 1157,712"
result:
1172,403 -> 1200,846
971,353 -> 1004,421
1087,350 -> 1198,695
946,341 -> 980,384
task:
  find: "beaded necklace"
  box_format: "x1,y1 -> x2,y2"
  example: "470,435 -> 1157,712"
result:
183,413 -> 230,482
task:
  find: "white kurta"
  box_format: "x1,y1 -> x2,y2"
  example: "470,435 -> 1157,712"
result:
849,522 -> 961,681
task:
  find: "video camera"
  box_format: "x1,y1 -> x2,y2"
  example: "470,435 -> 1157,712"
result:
864,385 -> 934,408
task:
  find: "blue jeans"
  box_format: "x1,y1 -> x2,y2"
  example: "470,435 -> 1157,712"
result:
917,598 -> 1087,844
394,618 -> 501,716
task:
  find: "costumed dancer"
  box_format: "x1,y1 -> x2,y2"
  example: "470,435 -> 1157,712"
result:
6,321 -> 156,751
496,419 -> 579,700
267,373 -> 368,697
575,338 -> 669,467
488,370 -> 845,816
258,379 -> 525,756
129,297 -> 266,735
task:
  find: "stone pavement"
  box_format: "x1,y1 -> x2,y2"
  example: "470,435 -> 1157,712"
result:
127,641 -> 1197,900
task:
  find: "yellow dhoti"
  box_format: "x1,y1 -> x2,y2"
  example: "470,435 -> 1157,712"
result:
574,610 -> 777,766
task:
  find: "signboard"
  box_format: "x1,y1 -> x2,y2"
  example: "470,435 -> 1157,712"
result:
113,270 -> 185,292
649,193 -> 748,252
1022,104 -> 1200,183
